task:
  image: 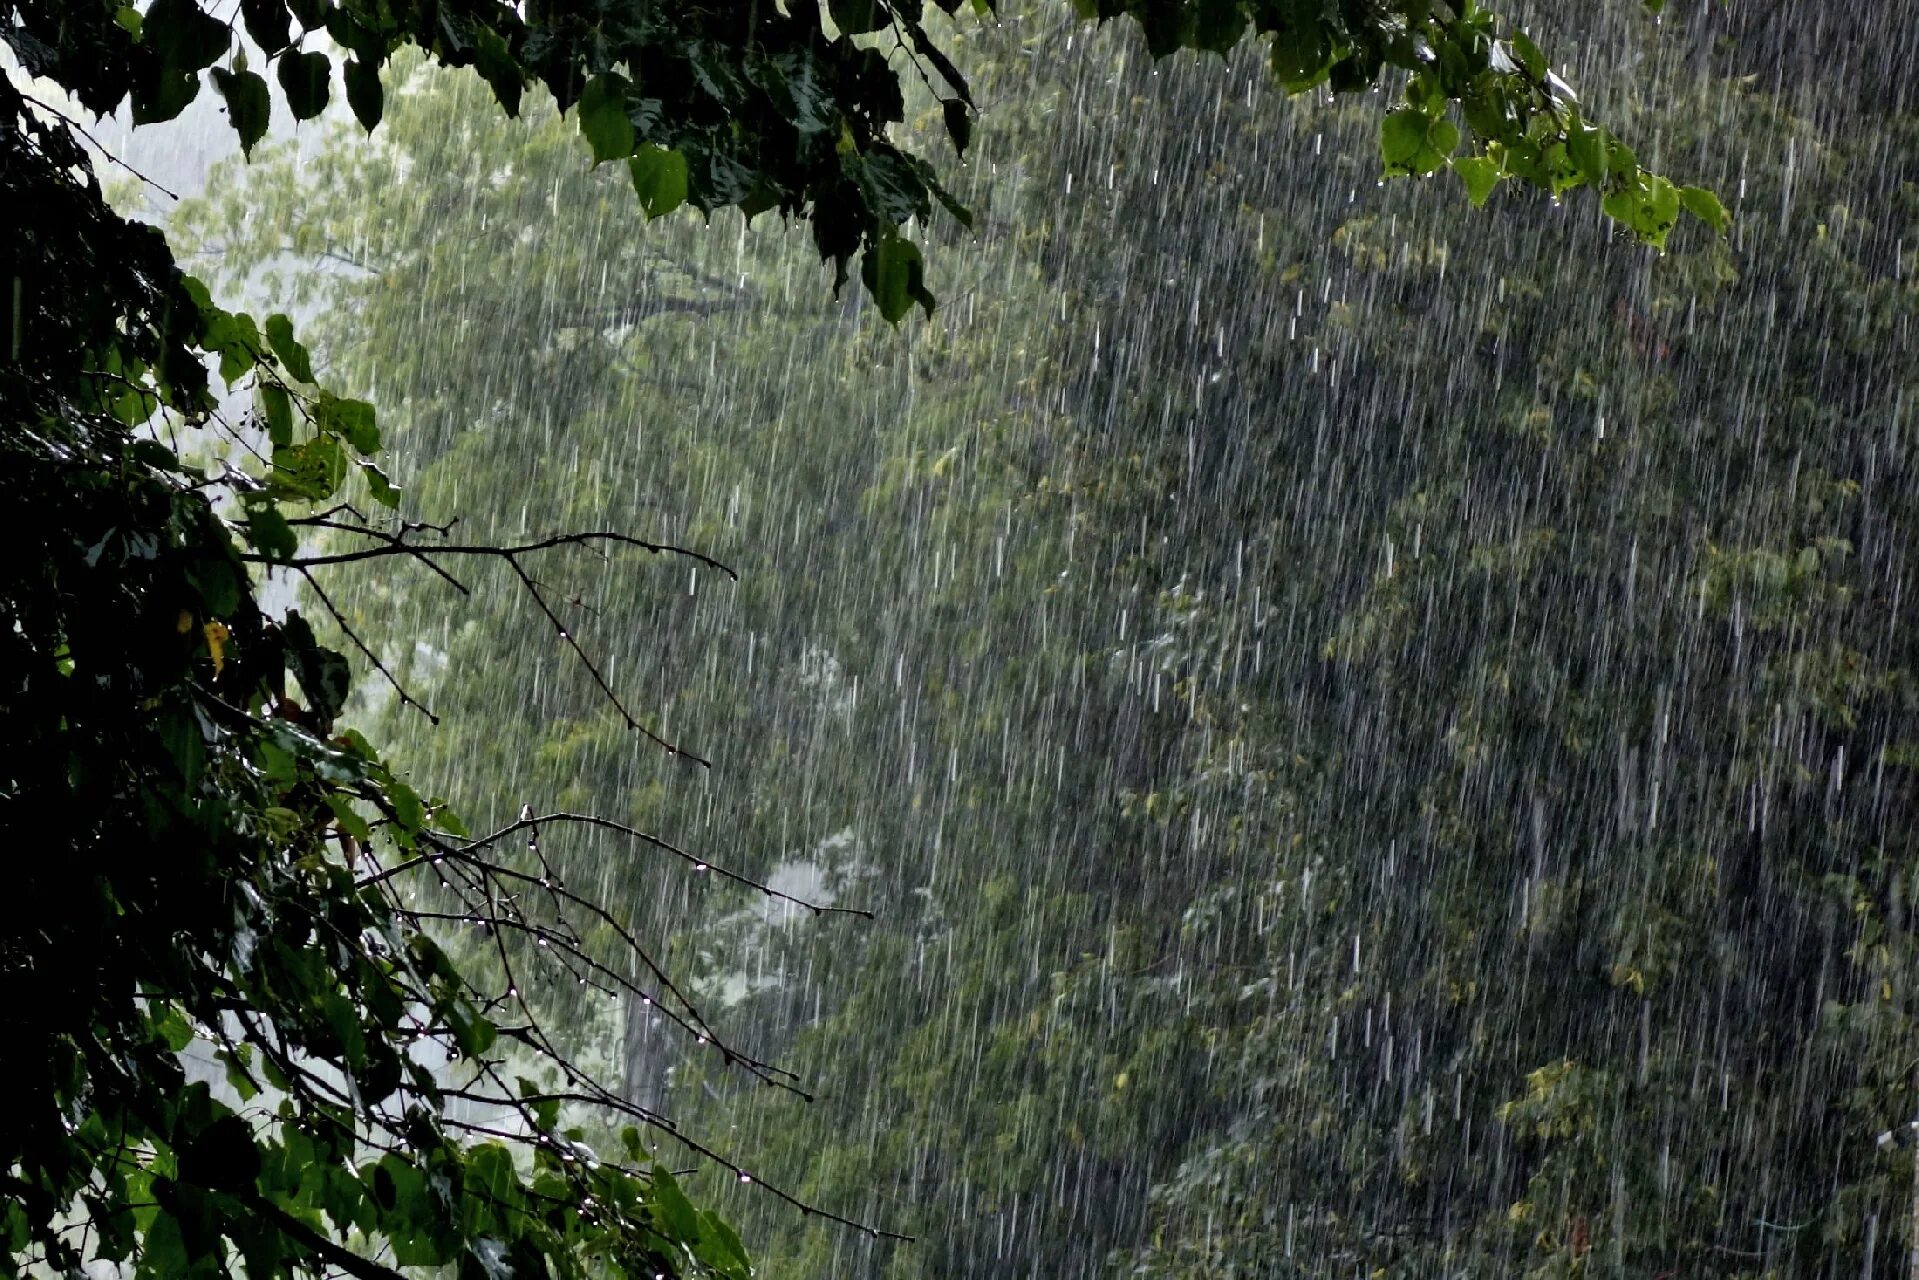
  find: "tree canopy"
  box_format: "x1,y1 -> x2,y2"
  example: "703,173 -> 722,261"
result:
1,1 -> 1729,1279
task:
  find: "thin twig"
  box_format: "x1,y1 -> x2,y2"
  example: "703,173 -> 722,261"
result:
281,526 -> 737,581
19,90 -> 182,200
298,567 -> 440,724
505,557 -> 706,764
463,811 -> 874,920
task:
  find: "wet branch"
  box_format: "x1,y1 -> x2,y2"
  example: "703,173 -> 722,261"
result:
297,566 -> 440,724
462,810 -> 875,920
252,521 -> 737,764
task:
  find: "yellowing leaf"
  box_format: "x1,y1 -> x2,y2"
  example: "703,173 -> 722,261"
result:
203,621 -> 230,674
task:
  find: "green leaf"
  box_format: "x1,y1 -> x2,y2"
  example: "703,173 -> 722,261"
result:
264,313 -> 315,383
1679,184 -> 1731,234
1453,155 -> 1502,207
156,702 -> 208,789
271,437 -> 348,500
696,1211 -> 751,1275
111,385 -> 160,426
1380,109 -> 1430,169
282,611 -> 350,724
151,1004 -> 195,1052
446,999 -> 497,1058
277,50 -> 331,122
258,381 -> 294,446
244,502 -> 298,559
219,1046 -> 260,1101
431,803 -> 470,837
942,99 -> 971,158
650,1166 -> 702,1243
388,781 -> 426,833
1381,108 -> 1455,177
828,0 -> 890,34
1507,31 -> 1547,81
1269,20 -> 1331,93
1604,173 -> 1684,248
144,0 -> 231,74
860,233 -> 933,323
315,392 -> 379,454
239,0 -> 292,54
131,64 -> 201,125
628,145 -> 689,219
209,309 -> 262,385
324,794 -> 372,842
211,68 -> 271,157
1566,122 -> 1608,187
578,74 -> 635,166
185,556 -> 243,617
344,56 -> 383,132
359,460 -> 402,508
473,29 -> 523,116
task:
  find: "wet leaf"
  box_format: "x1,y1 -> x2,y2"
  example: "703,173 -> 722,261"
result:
578,74 -> 634,165
277,50 -> 331,122
212,67 -> 271,156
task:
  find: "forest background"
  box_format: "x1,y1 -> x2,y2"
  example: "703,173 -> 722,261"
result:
11,0 -> 1919,1275
157,0 -> 1919,1274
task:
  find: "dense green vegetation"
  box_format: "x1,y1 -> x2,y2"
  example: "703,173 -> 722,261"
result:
170,0 -> 1919,1276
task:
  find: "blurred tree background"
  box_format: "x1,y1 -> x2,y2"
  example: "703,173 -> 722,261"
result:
174,0 -> 1919,1274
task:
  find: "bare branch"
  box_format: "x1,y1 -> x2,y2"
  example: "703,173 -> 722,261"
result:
298,567 -> 440,724
274,525 -> 737,581
462,811 -> 874,920
505,558 -> 707,762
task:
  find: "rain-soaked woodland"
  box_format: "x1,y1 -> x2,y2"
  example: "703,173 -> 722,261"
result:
9,0 -> 1919,1276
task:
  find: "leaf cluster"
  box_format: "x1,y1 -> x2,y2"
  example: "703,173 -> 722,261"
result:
0,67 -> 761,1280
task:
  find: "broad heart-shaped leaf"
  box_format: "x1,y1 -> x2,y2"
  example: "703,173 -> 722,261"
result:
473,28 -> 523,116
1566,120 -> 1608,187
314,392 -> 379,454
628,145 -> 688,218
277,49 -> 331,122
860,232 -> 934,322
202,308 -> 263,386
696,1211 -> 752,1278
1269,19 -> 1333,93
578,74 -> 634,166
344,56 -> 383,132
211,68 -> 270,156
270,436 -> 348,500
1381,108 -> 1458,177
1452,155 -> 1502,207
1603,172 -> 1684,248
828,0 -> 891,34
239,0 -> 292,53
242,499 -> 297,560
649,1166 -> 702,1243
1679,184 -> 1732,234
1380,109 -> 1431,168
264,313 -> 314,384
130,61 -> 201,124
142,0 -> 231,74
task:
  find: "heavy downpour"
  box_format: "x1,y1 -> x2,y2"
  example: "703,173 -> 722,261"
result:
6,1 -> 1918,1277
